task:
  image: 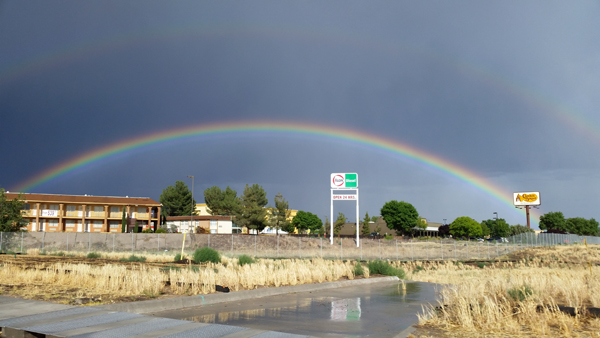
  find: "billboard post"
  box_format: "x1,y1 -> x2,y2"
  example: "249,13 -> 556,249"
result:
330,173 -> 359,247
513,192 -> 541,229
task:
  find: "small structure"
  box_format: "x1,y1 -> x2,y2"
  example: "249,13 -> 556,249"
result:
165,215 -> 234,234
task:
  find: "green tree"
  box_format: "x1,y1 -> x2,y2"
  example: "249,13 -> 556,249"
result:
134,221 -> 139,233
291,211 -> 322,234
159,181 -> 197,217
323,216 -> 330,236
380,200 -> 421,235
480,221 -> 490,237
334,212 -> 347,236
203,186 -> 241,216
481,218 -> 511,238
235,184 -> 268,234
539,211 -> 567,232
565,217 -> 599,236
509,224 -> 534,236
371,216 -> 379,222
0,189 -> 26,232
361,212 -> 371,236
268,192 -> 291,235
449,216 -> 483,238
121,208 -> 127,233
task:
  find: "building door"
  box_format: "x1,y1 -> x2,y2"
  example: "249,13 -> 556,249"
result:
77,222 -> 82,232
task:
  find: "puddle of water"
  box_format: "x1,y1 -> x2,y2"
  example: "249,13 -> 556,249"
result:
153,281 -> 438,337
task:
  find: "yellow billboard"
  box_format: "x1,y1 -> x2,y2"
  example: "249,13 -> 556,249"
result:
513,192 -> 541,206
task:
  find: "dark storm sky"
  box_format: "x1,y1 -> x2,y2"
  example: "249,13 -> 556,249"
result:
1,1 -> 600,226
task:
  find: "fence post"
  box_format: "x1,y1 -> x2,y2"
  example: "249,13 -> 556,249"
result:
277,235 -> 279,257
379,238 -> 381,260
21,232 -> 23,254
362,241 -> 364,261
231,234 -> 233,258
454,240 -> 457,260
426,239 -> 428,261
42,232 -> 45,253
466,240 -> 469,260
255,235 -> 257,258
131,232 -> 133,254
477,241 -> 480,259
341,237 -> 343,260
208,234 -> 210,248
157,233 -> 159,253
441,239 -> 443,260
396,239 -> 398,261
495,241 -> 498,257
67,233 -> 69,252
487,240 -> 490,259
299,236 -> 301,259
320,237 -> 322,257
411,239 -> 413,261
88,232 -> 91,253
113,233 -> 115,252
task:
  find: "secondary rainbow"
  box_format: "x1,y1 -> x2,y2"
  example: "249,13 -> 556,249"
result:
12,121 -> 539,225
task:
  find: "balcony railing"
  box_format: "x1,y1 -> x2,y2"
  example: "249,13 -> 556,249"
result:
65,211 -> 83,217
21,210 -> 37,217
136,213 -> 149,220
109,212 -> 122,218
85,211 -> 106,218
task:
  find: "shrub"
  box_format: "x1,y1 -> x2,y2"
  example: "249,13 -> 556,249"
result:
507,285 -> 534,302
87,252 -> 101,259
354,262 -> 365,276
192,247 -> 221,264
156,228 -> 167,233
39,251 -> 47,255
238,254 -> 255,266
51,251 -> 65,256
413,265 -> 424,274
477,262 -> 486,269
120,255 -> 147,262
174,253 -> 183,262
368,260 -> 406,279
384,234 -> 394,240
142,229 -> 153,233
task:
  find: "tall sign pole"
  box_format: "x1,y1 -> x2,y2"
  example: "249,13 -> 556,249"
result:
330,173 -> 359,247
513,192 -> 540,229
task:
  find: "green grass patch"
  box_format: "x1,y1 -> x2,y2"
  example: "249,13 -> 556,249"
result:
51,251 -> 65,256
507,285 -> 534,302
354,262 -> 365,276
120,255 -> 147,262
368,260 -> 406,279
238,254 -> 255,266
192,247 -> 221,264
86,252 -> 101,259
477,262 -> 486,269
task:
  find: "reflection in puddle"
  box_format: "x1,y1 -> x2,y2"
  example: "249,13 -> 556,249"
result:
331,298 -> 361,321
183,296 -> 363,323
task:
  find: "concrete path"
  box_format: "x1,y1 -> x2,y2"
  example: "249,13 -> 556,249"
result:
0,277 -> 435,337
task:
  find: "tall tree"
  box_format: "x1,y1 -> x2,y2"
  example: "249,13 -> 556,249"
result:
539,211 -> 567,232
159,181 -> 197,217
291,211 -> 322,234
0,189 -> 26,232
380,200 -> 421,235
334,212 -> 346,236
361,212 -> 371,236
565,217 -> 599,236
450,216 -> 483,238
235,184 -> 268,234
509,224 -> 534,236
203,186 -> 240,216
268,192 -> 291,235
121,208 -> 127,233
481,218 -> 510,238
323,216 -> 330,236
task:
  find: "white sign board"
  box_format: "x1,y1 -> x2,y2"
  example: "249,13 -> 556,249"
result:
332,194 -> 357,200
331,173 -> 358,189
41,210 -> 59,217
513,192 -> 541,206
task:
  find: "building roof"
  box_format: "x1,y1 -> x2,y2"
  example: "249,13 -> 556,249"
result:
5,192 -> 160,206
166,215 -> 232,221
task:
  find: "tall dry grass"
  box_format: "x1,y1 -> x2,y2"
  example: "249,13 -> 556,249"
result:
406,245 -> 600,337
0,257 -> 356,302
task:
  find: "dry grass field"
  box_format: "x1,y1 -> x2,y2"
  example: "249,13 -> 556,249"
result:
406,244 -> 600,338
0,250 -> 357,305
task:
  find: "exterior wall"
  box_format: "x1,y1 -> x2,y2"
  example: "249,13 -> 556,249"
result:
166,216 -> 232,234
8,193 -> 160,233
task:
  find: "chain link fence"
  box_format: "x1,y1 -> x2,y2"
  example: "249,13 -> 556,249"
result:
0,232 -> 598,260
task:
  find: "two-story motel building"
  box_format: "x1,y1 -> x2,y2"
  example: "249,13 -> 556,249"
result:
6,192 -> 161,233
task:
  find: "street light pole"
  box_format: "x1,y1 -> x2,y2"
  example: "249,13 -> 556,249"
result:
493,212 -> 498,239
187,175 -> 194,233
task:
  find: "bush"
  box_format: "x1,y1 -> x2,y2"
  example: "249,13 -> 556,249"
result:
354,262 -> 365,276
192,247 -> 221,264
238,254 -> 255,266
51,251 -> 65,256
142,228 -> 153,233
174,253 -> 183,262
384,234 -> 394,240
120,255 -> 147,262
156,228 -> 167,233
368,260 -> 406,279
507,285 -> 534,302
87,252 -> 101,259
477,262 -> 486,269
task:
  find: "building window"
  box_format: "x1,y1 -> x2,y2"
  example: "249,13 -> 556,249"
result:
94,221 -> 103,228
67,205 -> 76,212
22,204 -> 31,210
94,206 -> 103,212
110,221 -> 120,228
67,220 -> 75,227
49,219 -> 58,228
39,220 -> 45,231
111,206 -> 119,213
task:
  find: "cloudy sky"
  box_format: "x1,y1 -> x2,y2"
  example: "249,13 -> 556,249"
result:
2,1 -> 600,227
